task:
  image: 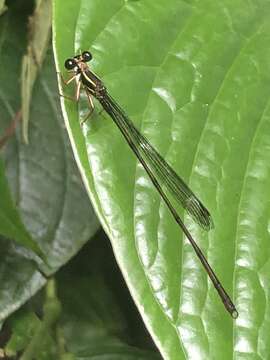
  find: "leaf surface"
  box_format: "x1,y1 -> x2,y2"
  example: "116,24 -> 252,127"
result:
53,0 -> 270,358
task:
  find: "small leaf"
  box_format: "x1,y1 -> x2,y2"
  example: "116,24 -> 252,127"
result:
5,311 -> 45,356
5,309 -> 57,360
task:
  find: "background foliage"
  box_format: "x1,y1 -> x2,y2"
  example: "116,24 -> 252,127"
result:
1,0 -> 270,359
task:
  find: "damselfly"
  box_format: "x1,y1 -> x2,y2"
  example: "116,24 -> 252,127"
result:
61,51 -> 238,318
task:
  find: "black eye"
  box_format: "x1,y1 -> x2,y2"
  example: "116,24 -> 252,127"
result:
82,51 -> 92,62
64,58 -> 76,70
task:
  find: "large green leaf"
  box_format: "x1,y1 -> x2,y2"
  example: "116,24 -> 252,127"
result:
53,0 -> 270,358
0,0 -> 99,322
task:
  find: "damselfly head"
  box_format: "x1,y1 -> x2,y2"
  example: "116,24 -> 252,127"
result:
64,51 -> 92,71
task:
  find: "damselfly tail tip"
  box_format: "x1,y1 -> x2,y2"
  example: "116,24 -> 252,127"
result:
225,300 -> 238,319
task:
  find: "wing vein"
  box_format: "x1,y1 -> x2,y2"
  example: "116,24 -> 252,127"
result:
99,93 -> 213,230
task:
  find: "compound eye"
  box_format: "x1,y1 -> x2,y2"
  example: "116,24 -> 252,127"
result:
64,58 -> 76,70
82,51 -> 92,62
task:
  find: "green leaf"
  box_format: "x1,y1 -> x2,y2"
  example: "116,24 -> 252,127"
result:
0,0 -> 99,323
0,158 -> 44,258
18,280 -> 61,360
5,310 -> 56,359
53,0 -> 270,359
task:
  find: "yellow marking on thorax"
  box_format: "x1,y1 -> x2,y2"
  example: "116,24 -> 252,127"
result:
81,69 -> 96,89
